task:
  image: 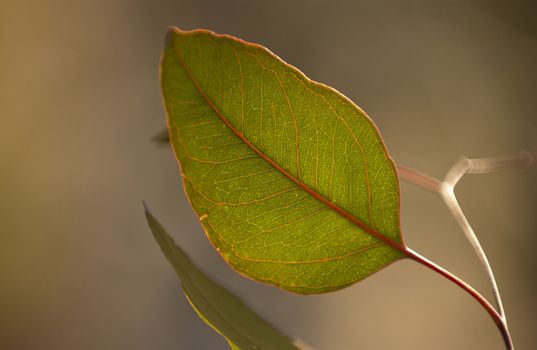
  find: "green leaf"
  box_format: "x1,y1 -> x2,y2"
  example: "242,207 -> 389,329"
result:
161,27 -> 405,294
144,205 -> 300,350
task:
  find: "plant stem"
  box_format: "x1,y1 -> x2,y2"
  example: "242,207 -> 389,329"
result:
404,247 -> 513,350
441,158 -> 506,319
397,165 -> 441,192
396,150 -> 535,350
464,150 -> 536,174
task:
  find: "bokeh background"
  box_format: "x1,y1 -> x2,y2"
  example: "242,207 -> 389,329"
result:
1,0 -> 536,349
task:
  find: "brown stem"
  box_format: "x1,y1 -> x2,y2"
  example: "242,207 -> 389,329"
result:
404,247 -> 513,350
395,150 -> 537,350
397,165 -> 442,192
466,150 -> 536,174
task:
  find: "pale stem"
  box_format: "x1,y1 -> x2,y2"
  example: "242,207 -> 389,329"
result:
396,150 -> 536,350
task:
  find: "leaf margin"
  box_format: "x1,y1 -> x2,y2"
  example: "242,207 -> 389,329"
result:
144,203 -> 301,350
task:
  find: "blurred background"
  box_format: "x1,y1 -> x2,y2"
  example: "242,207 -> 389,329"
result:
1,0 -> 536,349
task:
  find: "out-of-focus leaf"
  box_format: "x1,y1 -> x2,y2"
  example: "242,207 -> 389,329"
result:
161,27 -> 405,294
145,205 -> 299,350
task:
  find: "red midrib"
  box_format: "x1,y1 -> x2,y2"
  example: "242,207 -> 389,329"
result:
172,45 -> 408,255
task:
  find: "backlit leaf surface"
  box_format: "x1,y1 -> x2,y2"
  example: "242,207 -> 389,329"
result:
145,207 -> 299,350
161,27 -> 405,294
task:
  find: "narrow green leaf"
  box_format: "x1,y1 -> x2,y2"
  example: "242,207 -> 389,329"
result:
161,27 -> 406,294
144,205 -> 299,350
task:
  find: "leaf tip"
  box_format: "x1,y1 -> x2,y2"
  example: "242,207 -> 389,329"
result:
165,26 -> 179,46
142,201 -> 151,217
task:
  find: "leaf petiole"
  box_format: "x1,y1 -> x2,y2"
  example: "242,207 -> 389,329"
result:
396,150 -> 537,350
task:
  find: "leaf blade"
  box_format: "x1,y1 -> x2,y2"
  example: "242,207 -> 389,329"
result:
161,27 -> 405,293
145,206 -> 300,350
